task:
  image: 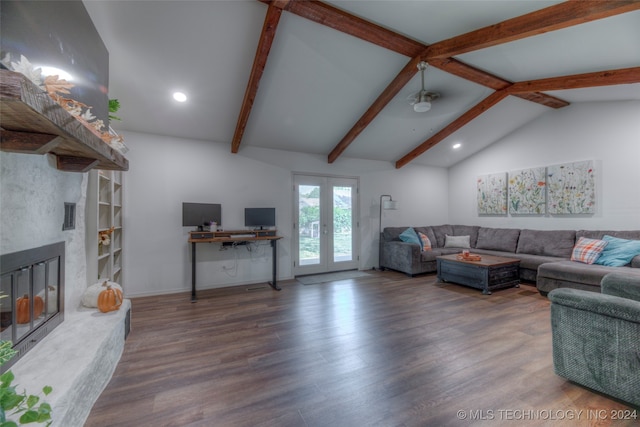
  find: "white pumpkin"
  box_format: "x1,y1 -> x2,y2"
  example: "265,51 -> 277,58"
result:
46,285 -> 58,312
36,285 -> 59,313
82,280 -> 123,308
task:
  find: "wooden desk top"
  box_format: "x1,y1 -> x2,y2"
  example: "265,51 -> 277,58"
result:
188,230 -> 281,244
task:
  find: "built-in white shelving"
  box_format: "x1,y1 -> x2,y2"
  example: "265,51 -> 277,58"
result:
87,169 -> 123,285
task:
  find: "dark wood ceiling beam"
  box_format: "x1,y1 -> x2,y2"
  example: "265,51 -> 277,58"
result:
428,57 -> 570,109
395,65 -> 639,168
231,4 -> 284,153
258,1 -> 571,164
395,90 -> 510,169
262,0 -> 425,58
512,92 -> 569,109
255,1 -> 639,167
427,57 -> 510,90
425,1 -> 640,59
507,67 -> 640,93
327,56 -> 424,164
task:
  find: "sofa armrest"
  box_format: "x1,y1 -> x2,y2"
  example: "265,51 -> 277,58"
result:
549,287 -> 640,407
601,272 -> 640,303
549,287 -> 640,323
380,241 -> 421,273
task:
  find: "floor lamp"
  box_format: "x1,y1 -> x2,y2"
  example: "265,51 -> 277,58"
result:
379,194 -> 398,269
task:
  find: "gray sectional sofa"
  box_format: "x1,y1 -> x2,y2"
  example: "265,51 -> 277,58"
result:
380,225 -> 640,295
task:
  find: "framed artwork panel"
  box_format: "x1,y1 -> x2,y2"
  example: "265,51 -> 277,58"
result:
508,167 -> 546,215
547,160 -> 595,214
477,173 -> 507,215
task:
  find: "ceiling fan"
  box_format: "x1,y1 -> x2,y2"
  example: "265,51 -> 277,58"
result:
408,61 -> 440,112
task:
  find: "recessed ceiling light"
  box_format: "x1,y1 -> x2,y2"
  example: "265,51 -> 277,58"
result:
173,92 -> 187,102
453,143 -> 462,149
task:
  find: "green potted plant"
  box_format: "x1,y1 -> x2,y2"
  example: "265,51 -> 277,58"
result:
0,340 -> 53,426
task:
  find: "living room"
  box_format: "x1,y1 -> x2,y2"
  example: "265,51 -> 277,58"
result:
1,1 -> 639,425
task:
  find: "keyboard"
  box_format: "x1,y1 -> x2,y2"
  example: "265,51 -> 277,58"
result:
233,234 -> 256,238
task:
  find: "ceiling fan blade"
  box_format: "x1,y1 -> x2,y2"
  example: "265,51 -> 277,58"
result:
407,91 -> 420,105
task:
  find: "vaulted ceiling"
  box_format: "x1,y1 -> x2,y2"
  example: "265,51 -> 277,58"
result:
84,0 -> 640,168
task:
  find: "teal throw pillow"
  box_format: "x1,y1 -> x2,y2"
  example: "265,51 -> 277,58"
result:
594,235 -> 640,267
399,227 -> 421,245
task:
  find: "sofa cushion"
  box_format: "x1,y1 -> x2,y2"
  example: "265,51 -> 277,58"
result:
475,227 -> 520,253
538,261 -> 640,287
382,227 -> 407,242
571,237 -> 608,265
576,230 -> 640,241
517,229 -> 576,258
421,248 -> 460,262
399,227 -> 420,245
576,230 -> 640,268
430,224 -> 454,248
595,235 -> 640,267
444,234 -> 470,248
452,225 -> 480,248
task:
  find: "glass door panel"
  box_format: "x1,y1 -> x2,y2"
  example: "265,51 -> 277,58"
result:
298,184 -> 321,267
294,175 -> 358,276
330,183 -> 355,268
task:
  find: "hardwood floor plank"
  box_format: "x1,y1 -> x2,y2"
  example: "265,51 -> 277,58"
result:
86,272 -> 637,427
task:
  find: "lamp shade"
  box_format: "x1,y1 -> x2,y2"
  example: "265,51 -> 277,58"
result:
383,200 -> 398,210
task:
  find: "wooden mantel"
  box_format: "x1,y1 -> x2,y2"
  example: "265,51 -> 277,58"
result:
0,69 -> 128,172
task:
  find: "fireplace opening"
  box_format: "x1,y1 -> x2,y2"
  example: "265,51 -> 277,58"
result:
1,241 -> 65,372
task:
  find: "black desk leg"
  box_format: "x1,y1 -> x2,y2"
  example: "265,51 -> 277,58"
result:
268,239 -> 281,291
191,242 -> 197,302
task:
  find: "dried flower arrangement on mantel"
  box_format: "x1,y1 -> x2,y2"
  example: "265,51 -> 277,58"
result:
4,54 -> 127,154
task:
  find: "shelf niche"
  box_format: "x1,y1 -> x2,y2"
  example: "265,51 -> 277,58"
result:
0,69 -> 128,172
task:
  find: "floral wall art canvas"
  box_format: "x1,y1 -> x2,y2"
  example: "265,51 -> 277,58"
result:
477,173 -> 507,215
547,160 -> 595,214
508,167 -> 546,215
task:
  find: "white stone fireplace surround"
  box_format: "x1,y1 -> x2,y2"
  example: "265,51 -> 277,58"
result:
0,152 -> 128,426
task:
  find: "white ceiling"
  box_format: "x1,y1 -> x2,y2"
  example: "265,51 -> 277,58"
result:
84,1 -> 640,168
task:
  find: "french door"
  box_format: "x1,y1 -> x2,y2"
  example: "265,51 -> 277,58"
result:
293,174 -> 359,276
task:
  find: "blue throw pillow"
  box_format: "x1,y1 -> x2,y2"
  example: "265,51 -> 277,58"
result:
399,227 -> 421,245
594,235 -> 640,267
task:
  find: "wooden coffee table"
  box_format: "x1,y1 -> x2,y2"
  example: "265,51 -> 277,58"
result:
436,253 -> 520,295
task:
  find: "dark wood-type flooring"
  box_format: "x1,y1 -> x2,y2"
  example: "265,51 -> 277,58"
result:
86,271 -> 638,427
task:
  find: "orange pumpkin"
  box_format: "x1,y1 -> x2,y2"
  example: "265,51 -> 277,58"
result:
16,294 -> 44,324
97,283 -> 123,313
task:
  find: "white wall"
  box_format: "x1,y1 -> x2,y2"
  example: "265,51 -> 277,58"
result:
448,101 -> 640,230
122,101 -> 640,297
121,130 -> 449,296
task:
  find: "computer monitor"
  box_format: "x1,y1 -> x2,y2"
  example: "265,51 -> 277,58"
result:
182,203 -> 221,228
244,208 -> 275,230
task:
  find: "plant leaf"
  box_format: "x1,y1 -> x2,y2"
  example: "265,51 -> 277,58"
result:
1,392 -> 24,411
26,395 -> 39,409
108,99 -> 121,113
42,386 -> 52,396
0,372 -> 14,388
18,409 -> 39,424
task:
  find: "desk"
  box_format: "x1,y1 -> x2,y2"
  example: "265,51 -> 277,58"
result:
188,231 -> 282,302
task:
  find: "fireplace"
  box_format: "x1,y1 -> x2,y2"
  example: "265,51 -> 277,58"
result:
1,241 -> 65,372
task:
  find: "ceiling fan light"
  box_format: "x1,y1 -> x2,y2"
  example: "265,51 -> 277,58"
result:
414,101 -> 431,112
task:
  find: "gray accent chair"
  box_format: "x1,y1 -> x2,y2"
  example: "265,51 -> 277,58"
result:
549,272 -> 640,407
